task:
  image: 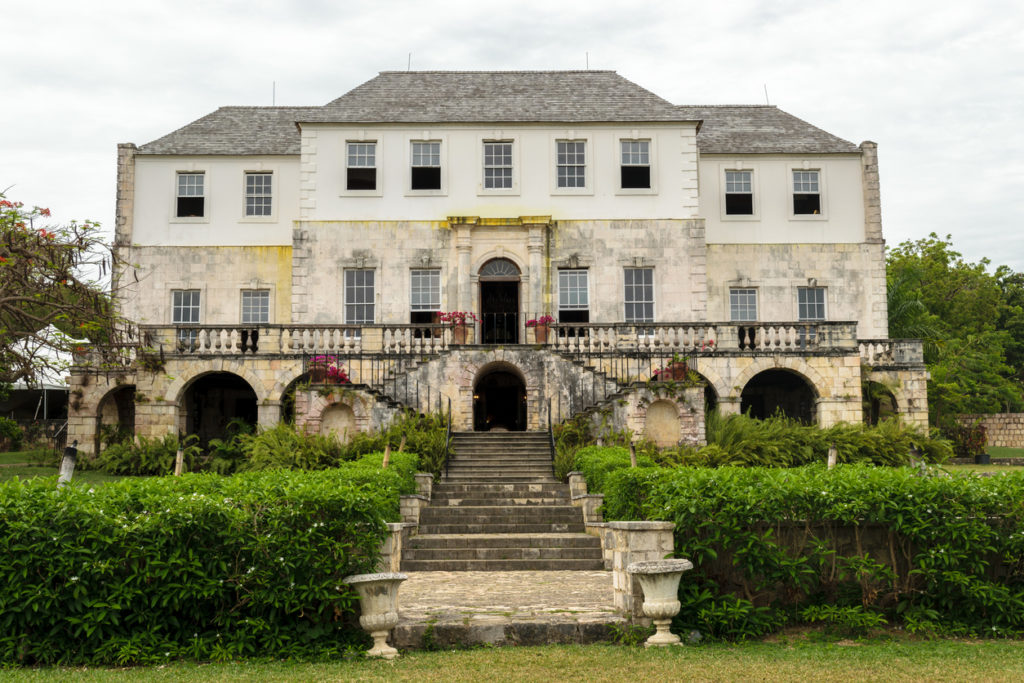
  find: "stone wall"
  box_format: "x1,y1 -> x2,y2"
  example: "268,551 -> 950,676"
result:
958,414 -> 1024,448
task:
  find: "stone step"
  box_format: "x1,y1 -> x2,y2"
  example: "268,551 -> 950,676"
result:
406,533 -> 601,549
402,546 -> 603,561
448,453 -> 553,460
417,522 -> 586,534
442,477 -> 559,484
400,558 -> 605,571
433,482 -> 569,495
419,508 -> 583,524
432,496 -> 571,506
445,467 -> 554,476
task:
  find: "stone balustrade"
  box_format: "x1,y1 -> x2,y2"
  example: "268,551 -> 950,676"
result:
860,338 -> 925,365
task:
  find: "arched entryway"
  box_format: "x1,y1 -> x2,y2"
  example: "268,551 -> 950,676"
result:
182,372 -> 258,448
479,258 -> 520,344
740,369 -> 818,423
95,385 -> 136,454
863,381 -> 899,425
473,367 -> 527,431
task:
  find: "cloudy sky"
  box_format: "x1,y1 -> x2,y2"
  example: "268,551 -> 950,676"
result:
3,0 -> 1022,272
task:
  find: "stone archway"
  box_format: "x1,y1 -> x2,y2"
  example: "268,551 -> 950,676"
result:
863,380 -> 899,425
473,362 -> 527,431
478,258 -> 521,344
95,385 -> 136,454
741,369 -> 818,423
180,372 -> 258,448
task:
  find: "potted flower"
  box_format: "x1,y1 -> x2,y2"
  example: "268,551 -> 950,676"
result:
653,353 -> 690,381
308,355 -> 351,384
526,314 -> 554,344
439,311 -> 479,344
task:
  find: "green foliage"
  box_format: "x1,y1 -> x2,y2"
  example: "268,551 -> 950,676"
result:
0,417 -> 23,451
944,422 -> 988,459
597,463 -> 1024,639
573,445 -> 656,493
236,423 -> 347,472
886,234 -> 1024,425
0,467 -> 406,664
554,411 -> 632,480
800,604 -> 888,637
95,433 -> 200,476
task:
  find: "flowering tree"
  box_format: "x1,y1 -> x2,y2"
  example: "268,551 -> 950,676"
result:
0,194 -> 122,389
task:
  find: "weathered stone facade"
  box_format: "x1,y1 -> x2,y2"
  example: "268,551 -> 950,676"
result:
957,414 -> 1024,448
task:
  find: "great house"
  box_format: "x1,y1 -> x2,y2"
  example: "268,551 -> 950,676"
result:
69,70 -> 927,455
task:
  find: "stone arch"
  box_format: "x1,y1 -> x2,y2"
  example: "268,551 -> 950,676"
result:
740,369 -> 819,423
729,358 -> 828,401
268,359 -> 312,402
472,360 -> 529,431
94,384 -> 136,454
692,365 -> 729,406
472,252 -> 526,279
166,361 -> 268,406
176,370 -> 260,447
294,388 -> 371,438
644,399 -> 682,447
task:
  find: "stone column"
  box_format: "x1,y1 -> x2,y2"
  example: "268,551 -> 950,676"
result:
454,221 -> 474,312
527,224 -> 545,317
717,397 -> 741,416
258,401 -> 282,428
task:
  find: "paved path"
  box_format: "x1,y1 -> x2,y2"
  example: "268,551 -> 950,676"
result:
393,570 -> 626,648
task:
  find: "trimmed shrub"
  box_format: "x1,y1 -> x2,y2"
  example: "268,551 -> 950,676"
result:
0,467 -> 405,664
601,463 -> 1024,638
573,445 -> 656,493
0,417 -> 23,452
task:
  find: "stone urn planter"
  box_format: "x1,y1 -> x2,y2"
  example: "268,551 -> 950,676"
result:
627,559 -> 693,647
344,572 -> 407,659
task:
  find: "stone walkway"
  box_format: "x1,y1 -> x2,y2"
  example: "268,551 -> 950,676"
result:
393,570 -> 627,648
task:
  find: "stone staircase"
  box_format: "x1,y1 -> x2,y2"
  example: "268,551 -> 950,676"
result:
401,432 -> 605,571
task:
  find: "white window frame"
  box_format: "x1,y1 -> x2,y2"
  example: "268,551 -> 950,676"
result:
729,288 -> 758,322
616,137 -> 656,195
344,140 -> 382,196
479,136 -> 519,195
240,289 -> 271,324
721,165 -> 759,220
552,137 -> 592,195
788,164 -> 827,220
797,287 -> 827,321
344,269 -> 376,325
410,269 -> 441,312
173,171 -> 207,222
623,267 -> 655,323
558,269 -> 590,311
243,171 -> 274,220
172,289 -> 201,347
407,139 -> 446,195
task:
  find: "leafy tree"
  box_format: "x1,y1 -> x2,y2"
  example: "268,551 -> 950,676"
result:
886,234 -> 1024,426
0,194 -> 122,388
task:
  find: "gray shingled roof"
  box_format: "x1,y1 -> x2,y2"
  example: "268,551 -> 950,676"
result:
136,72 -> 860,156
680,105 -> 859,154
305,71 -> 691,123
138,106 -> 315,155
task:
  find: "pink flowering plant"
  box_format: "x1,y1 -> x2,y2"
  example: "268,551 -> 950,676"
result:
308,355 -> 350,384
438,311 -> 479,327
526,314 -> 554,328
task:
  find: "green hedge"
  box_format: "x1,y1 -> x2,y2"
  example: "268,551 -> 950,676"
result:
0,464 -> 413,664
601,464 -> 1024,638
573,445 -> 656,493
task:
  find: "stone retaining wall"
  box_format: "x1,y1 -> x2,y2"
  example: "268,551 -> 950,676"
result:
958,413 -> 1024,448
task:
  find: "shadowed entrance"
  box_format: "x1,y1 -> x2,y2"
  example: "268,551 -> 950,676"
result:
473,370 -> 527,431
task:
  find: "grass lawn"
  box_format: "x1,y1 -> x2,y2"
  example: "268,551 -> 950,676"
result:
988,446 -> 1024,459
3,637 -> 1024,682
944,463 -> 1024,474
0,448 -> 53,465
0,464 -> 126,485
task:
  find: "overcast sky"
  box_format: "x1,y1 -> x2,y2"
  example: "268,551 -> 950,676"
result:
2,0 -> 1022,273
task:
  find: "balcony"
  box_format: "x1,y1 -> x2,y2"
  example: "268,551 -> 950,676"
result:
133,320 -> 866,357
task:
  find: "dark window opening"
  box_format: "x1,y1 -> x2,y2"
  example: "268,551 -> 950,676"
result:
411,166 -> 441,190
726,193 -> 753,215
348,168 -> 376,191
558,309 -> 589,337
621,165 -> 650,189
794,193 -> 820,214
176,196 -> 204,217
411,311 -> 440,338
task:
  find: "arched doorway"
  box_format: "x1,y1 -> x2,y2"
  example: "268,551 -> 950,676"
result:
474,369 -> 527,431
863,381 -> 899,425
95,385 -> 135,454
740,369 -> 817,423
182,372 -> 258,448
479,258 -> 520,344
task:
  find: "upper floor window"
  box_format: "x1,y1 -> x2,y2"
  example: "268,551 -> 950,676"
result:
172,289 -> 200,347
347,142 -> 377,191
344,269 -> 375,325
558,269 -> 590,324
725,170 -> 753,215
244,172 -> 272,217
620,140 -> 650,189
556,141 -> 586,188
176,172 -> 205,217
410,269 -> 441,326
793,170 -> 821,215
797,287 -> 826,320
411,141 -> 441,191
483,141 -> 513,189
241,289 -> 270,324
624,267 -> 654,323
730,288 -> 758,321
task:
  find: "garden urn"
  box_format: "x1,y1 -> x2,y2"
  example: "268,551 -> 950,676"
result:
344,572 -> 407,659
627,559 -> 693,647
